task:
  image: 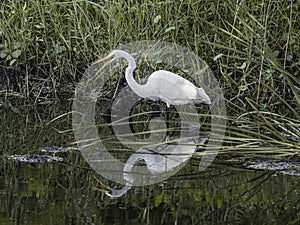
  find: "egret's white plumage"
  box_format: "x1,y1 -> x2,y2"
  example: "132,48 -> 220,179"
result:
94,50 -> 211,107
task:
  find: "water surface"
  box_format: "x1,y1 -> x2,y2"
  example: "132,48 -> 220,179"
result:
0,100 -> 299,225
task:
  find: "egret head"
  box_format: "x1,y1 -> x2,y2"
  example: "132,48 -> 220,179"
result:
92,175 -> 132,199
105,185 -> 132,199
93,50 -> 131,64
93,50 -> 136,72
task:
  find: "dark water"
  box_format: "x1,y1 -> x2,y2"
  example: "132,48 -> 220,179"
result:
1,100 -> 299,225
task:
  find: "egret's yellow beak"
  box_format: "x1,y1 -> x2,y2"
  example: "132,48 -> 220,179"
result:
92,175 -> 112,195
93,54 -> 114,76
93,54 -> 113,65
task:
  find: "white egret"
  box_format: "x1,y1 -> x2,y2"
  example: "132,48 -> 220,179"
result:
92,50 -> 212,198
94,50 -> 211,107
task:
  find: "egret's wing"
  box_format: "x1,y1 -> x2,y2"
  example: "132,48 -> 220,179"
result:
146,70 -> 198,104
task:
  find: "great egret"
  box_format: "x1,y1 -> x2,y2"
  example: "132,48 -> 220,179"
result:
92,50 -> 212,198
94,50 -> 211,107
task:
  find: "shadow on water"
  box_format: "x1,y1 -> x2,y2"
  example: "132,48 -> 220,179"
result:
0,100 -> 300,225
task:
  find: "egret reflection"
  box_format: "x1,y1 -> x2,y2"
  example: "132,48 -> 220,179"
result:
93,139 -> 201,198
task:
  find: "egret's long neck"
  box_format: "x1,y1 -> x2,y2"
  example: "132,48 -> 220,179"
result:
124,55 -> 147,98
109,165 -> 134,198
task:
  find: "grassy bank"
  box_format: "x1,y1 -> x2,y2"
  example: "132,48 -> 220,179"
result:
1,0 -> 299,153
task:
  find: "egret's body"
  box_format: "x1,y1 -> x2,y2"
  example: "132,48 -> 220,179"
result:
131,70 -> 210,107
95,50 -> 211,107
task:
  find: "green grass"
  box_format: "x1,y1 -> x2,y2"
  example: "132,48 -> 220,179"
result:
1,0 -> 299,155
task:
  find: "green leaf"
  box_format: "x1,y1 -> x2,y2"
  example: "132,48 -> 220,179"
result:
154,194 -> 163,207
217,199 -> 223,209
11,105 -> 21,114
286,54 -> 293,61
213,54 -> 223,61
13,42 -> 21,50
238,62 -> 247,69
164,26 -> 175,33
273,50 -> 279,57
56,45 -> 66,54
282,32 -> 289,41
0,52 -> 7,59
12,49 -> 22,58
34,24 -> 44,29
205,191 -> 210,203
239,84 -> 248,91
153,15 -> 161,24
9,59 -> 17,66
